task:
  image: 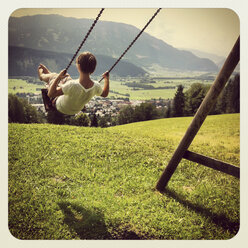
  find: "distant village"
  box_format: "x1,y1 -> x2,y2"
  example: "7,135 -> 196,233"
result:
16,92 -> 169,117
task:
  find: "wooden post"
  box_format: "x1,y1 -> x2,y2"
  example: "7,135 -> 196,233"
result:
183,150 -> 240,179
156,36 -> 240,192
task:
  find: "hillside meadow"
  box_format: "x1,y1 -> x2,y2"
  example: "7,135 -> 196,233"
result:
8,114 -> 240,239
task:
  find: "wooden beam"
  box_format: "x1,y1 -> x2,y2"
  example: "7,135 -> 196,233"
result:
183,150 -> 240,179
156,36 -> 240,192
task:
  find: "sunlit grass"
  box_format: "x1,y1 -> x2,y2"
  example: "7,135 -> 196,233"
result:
8,114 -> 240,239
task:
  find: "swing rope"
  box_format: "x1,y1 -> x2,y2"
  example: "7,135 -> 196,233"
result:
99,8 -> 162,82
42,8 -> 161,111
65,8 -> 105,73
41,8 -> 104,112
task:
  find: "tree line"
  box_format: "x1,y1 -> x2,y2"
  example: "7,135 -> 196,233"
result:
124,82 -> 176,90
8,93 -> 165,127
172,73 -> 240,117
115,73 -> 240,124
8,94 -> 115,127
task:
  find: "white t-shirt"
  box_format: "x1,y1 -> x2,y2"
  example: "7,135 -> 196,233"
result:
55,79 -> 103,115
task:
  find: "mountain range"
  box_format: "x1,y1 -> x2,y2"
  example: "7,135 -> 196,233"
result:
8,46 -> 146,77
8,14 -> 219,77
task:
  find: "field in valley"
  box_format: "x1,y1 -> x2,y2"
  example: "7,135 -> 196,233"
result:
8,74 -> 214,100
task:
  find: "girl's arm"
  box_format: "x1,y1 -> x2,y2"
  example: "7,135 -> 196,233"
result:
48,69 -> 68,98
101,71 -> 110,98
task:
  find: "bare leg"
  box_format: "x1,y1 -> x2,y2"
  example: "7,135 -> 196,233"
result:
38,64 -> 57,84
38,64 -> 72,90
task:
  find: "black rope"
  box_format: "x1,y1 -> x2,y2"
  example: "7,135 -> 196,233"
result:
65,8 -> 104,73
99,8 -> 162,82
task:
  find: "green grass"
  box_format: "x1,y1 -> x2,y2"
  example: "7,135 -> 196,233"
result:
8,79 -> 43,94
8,114 -> 240,240
108,78 -> 212,100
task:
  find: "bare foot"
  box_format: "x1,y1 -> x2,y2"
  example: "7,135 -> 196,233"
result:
37,65 -> 44,80
39,64 -> 51,74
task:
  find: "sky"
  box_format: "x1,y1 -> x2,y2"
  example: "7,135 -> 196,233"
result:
11,8 -> 240,58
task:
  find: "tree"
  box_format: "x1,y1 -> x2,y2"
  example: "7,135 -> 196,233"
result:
71,112 -> 90,126
184,83 -> 210,116
8,94 -> 41,123
117,103 -> 159,125
165,101 -> 172,118
117,106 -> 135,125
226,74 -> 240,113
157,106 -> 168,118
214,88 -> 228,114
133,105 -> 145,122
172,85 -> 185,117
138,102 -> 159,120
98,116 -> 108,128
8,94 -> 25,123
211,73 -> 240,114
90,114 -> 98,127
47,110 -> 66,124
20,98 -> 41,123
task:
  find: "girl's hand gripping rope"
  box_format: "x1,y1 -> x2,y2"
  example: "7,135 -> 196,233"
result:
102,71 -> 109,79
58,69 -> 70,80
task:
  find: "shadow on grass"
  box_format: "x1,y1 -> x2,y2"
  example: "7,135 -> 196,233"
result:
163,188 -> 239,234
58,201 -> 143,240
58,201 -> 112,239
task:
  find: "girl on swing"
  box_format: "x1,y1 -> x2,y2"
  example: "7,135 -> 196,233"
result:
38,51 -> 110,115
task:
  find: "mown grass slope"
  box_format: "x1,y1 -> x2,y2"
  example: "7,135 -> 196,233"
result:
8,114 -> 240,240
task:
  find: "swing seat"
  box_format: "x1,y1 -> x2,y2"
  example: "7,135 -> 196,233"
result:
41,89 -> 55,112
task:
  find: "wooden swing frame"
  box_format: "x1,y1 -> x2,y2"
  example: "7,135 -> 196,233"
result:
156,36 -> 240,192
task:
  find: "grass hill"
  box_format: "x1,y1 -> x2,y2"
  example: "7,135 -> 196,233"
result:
8,114 -> 240,239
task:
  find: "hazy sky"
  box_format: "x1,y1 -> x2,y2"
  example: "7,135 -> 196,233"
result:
11,8 -> 240,57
